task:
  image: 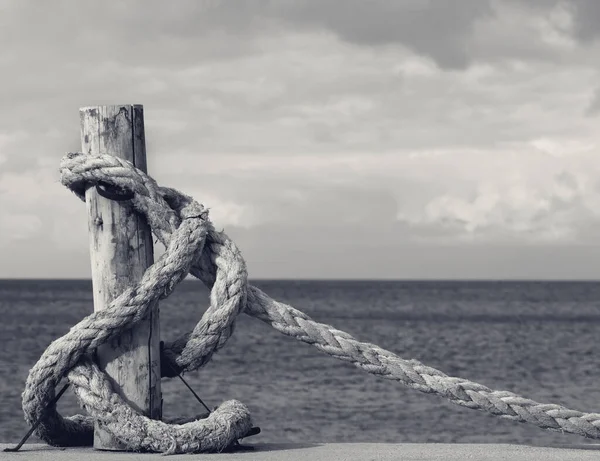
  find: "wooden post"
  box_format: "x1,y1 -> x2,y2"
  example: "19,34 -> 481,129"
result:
79,105 -> 162,450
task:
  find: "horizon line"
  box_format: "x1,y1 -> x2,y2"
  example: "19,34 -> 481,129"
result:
1,277 -> 599,283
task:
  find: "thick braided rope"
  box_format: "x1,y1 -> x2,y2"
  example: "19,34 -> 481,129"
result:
62,153 -> 600,439
97,149 -> 598,440
22,153 -> 252,453
241,288 -> 600,437
29,152 -> 600,452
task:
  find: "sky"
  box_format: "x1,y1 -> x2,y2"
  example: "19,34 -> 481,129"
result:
1,0 -> 600,279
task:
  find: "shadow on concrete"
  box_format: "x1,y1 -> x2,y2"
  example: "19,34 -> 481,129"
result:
243,442 -> 323,452
527,444 -> 600,451
2,442 -> 323,454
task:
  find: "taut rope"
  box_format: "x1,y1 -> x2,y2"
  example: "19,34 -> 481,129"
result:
21,152 -> 600,454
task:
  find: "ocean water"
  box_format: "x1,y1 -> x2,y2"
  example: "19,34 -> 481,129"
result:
0,279 -> 599,446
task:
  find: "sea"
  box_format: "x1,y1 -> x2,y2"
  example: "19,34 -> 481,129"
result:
0,279 -> 599,446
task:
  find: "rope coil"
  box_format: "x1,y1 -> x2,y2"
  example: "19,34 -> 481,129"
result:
21,152 -> 600,454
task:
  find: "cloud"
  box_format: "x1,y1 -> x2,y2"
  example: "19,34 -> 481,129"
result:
269,0 -> 493,69
585,87 -> 600,116
0,165 -> 84,251
394,142 -> 600,244
1,0 -> 600,278
0,213 -> 42,246
0,130 -> 29,161
151,140 -> 600,246
275,0 -> 600,68
569,0 -> 600,42
414,174 -> 580,242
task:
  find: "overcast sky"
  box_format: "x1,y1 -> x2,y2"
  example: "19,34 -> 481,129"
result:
1,0 -> 600,279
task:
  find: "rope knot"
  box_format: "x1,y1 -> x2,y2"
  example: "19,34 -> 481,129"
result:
23,153 -> 251,453
20,151 -> 600,455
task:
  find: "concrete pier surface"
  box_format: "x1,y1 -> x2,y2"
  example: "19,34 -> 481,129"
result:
2,443 -> 600,460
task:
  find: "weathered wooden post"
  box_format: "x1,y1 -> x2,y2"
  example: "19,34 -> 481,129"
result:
79,105 -> 162,450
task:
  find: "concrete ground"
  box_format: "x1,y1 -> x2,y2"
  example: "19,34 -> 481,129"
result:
2,443 -> 600,460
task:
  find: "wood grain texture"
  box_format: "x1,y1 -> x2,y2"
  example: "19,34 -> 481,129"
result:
79,105 -> 161,451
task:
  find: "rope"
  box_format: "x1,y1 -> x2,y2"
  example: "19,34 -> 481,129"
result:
22,152 -> 600,454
